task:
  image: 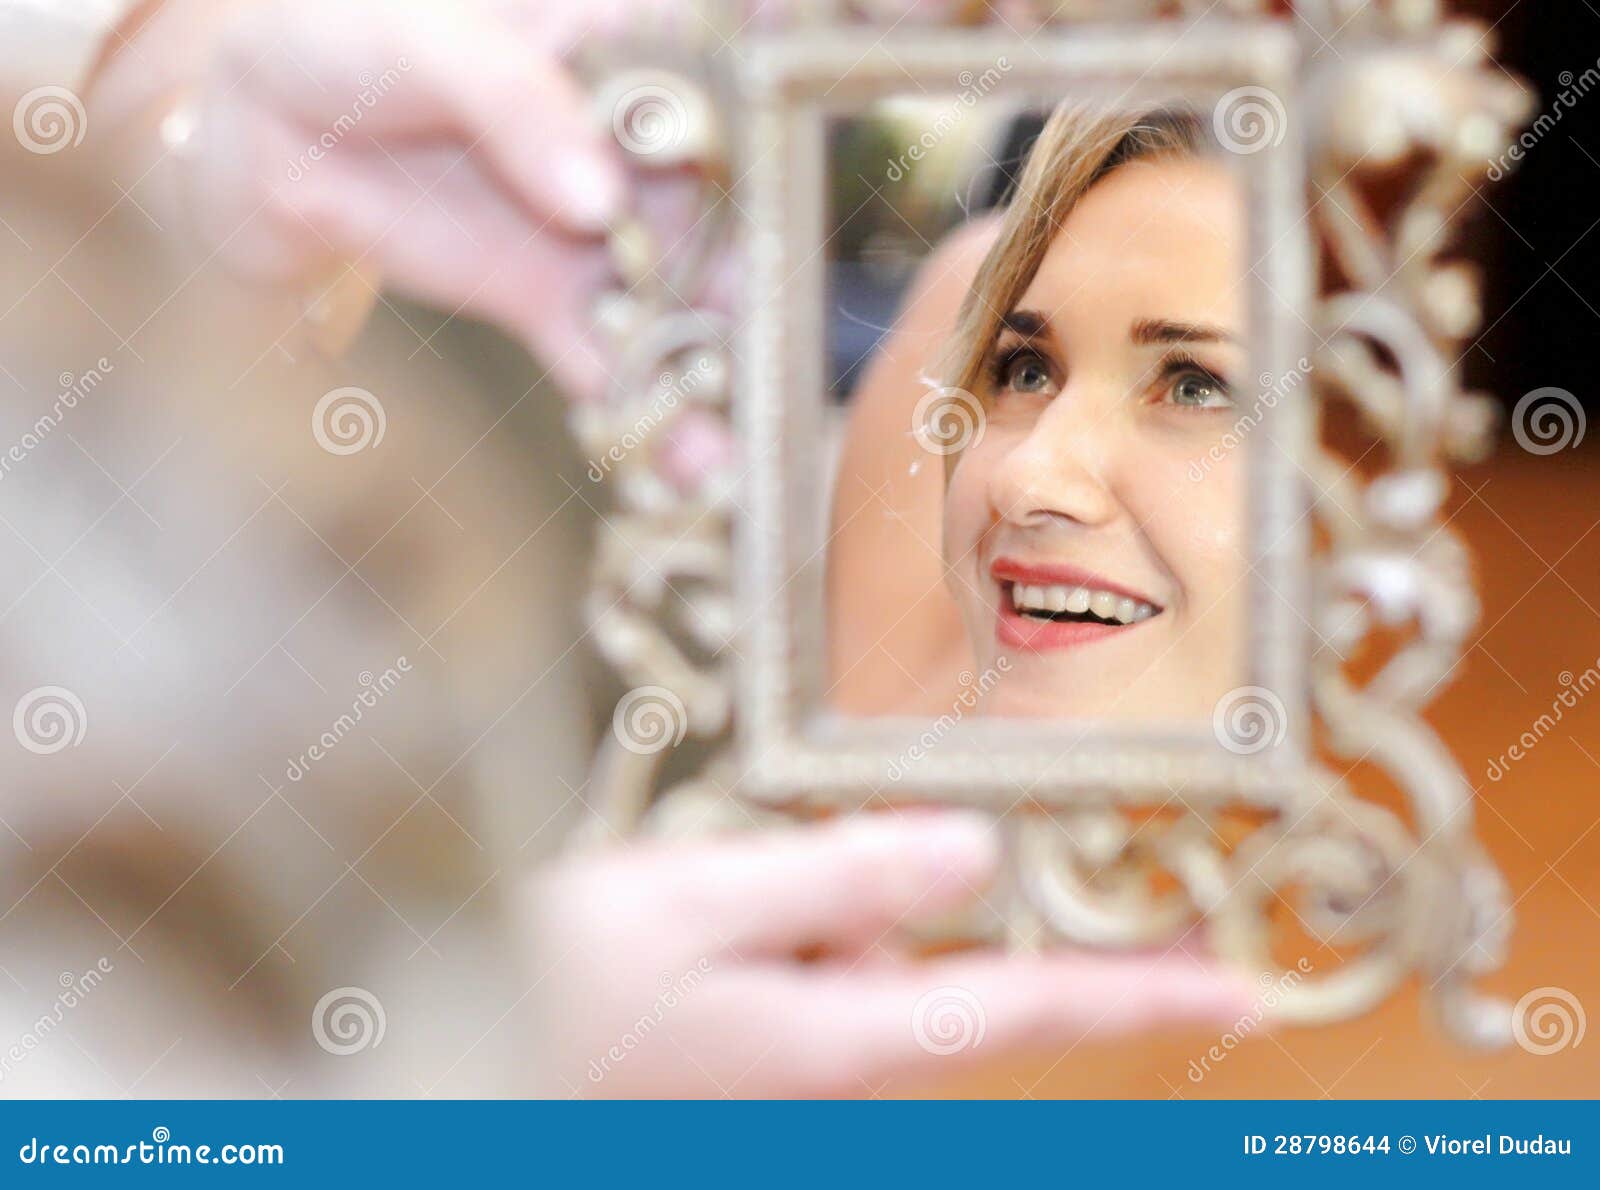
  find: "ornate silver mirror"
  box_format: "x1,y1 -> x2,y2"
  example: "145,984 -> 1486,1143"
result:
570,3 -> 1533,1046
738,24 -> 1309,804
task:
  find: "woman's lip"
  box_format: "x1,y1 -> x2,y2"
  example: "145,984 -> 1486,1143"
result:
996,600 -> 1138,652
989,557 -> 1160,608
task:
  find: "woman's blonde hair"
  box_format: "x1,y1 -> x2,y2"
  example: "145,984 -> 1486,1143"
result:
940,103 -> 1207,402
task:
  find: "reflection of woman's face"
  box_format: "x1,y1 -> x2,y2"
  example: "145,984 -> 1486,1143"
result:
943,157 -> 1247,720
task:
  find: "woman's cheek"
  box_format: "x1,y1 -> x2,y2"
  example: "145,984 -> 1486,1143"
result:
1139,448 -> 1247,592
941,450 -> 990,562
1196,444 -> 1246,558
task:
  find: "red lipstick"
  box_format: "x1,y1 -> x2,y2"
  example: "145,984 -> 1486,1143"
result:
990,557 -> 1161,653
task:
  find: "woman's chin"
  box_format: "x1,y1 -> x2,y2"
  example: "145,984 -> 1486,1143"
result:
979,680 -> 1172,722
977,660 -> 1221,723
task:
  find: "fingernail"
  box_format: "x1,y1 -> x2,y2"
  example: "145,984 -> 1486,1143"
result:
555,151 -> 623,231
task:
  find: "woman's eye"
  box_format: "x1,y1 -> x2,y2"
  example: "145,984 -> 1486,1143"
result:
1167,371 -> 1232,409
1002,353 -> 1052,394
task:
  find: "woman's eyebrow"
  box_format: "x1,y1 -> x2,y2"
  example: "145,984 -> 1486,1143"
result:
1130,318 -> 1239,346
999,309 -> 1049,338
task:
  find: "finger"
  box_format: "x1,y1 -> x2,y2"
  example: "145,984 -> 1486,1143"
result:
362,147 -> 617,402
642,812 -> 1001,955
458,45 -> 624,235
765,950 -> 1259,1095
258,139 -> 616,398
227,2 -> 624,235
493,0 -> 693,54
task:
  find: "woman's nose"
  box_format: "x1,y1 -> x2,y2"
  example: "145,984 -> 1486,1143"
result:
987,397 -> 1121,530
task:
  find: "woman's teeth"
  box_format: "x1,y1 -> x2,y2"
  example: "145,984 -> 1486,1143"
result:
1009,583 -> 1157,625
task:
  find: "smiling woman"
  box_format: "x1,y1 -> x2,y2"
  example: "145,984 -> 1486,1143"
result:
829,101 -> 1251,721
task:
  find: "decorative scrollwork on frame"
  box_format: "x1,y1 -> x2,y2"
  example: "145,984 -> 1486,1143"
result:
570,2 -> 1533,1045
1284,12 -> 1532,1046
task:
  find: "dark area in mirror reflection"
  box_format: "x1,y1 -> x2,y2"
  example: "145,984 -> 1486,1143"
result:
823,97 -> 1264,724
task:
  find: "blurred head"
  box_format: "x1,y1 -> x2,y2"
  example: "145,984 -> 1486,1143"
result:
938,103 -> 1249,720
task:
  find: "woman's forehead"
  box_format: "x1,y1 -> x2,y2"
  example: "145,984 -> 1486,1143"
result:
1015,158 -> 1246,335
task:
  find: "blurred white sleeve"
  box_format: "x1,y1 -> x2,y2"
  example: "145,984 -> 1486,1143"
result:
2,0 -> 257,134
0,0 -> 144,91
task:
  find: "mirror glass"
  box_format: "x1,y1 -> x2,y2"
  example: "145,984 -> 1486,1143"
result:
820,93 -> 1268,726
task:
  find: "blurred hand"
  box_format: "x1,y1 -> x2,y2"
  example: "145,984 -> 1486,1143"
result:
98,0 -> 696,400
524,813 -> 1256,1097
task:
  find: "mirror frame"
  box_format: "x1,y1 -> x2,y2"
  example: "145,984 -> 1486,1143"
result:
571,5 -> 1533,1047
735,23 -> 1312,808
